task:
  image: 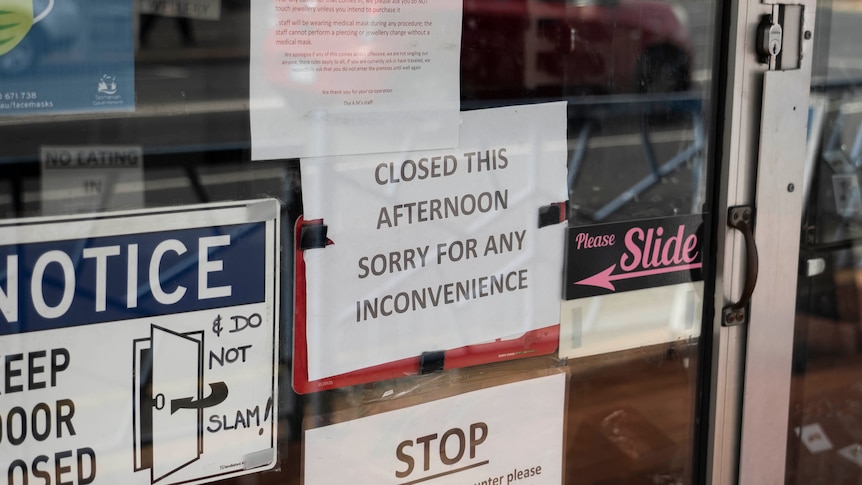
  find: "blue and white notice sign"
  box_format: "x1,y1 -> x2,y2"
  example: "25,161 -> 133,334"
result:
0,200 -> 280,485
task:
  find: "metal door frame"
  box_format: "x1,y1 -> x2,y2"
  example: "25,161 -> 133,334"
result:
705,0 -> 816,482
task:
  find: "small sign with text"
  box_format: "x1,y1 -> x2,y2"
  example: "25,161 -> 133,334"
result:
565,214 -> 705,300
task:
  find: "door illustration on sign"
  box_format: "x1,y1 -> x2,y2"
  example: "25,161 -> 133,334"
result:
133,325 -> 228,484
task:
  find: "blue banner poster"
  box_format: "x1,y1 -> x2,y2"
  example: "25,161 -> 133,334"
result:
0,0 -> 134,115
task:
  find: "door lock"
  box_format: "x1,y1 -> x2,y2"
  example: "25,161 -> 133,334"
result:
756,4 -> 806,69
758,18 -> 783,61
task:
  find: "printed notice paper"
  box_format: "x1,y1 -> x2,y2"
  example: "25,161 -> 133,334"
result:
304,372 -> 566,484
300,102 -> 567,381
249,0 -> 461,160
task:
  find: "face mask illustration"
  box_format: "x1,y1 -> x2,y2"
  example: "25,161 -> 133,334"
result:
0,0 -> 54,56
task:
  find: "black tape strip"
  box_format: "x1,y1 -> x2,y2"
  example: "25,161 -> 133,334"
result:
419,351 -> 446,374
300,224 -> 329,250
538,203 -> 563,228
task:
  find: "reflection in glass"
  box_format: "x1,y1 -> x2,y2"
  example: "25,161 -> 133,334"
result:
788,0 -> 862,482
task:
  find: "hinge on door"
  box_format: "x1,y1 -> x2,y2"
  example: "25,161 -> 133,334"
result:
757,3 -> 807,70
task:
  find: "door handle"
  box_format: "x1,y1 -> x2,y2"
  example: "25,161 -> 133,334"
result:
723,205 -> 759,326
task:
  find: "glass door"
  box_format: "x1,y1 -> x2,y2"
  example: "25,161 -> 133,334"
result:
783,0 -> 862,482
554,0 -> 720,482
0,0 -> 738,484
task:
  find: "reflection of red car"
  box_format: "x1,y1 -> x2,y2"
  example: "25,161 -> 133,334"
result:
461,0 -> 693,99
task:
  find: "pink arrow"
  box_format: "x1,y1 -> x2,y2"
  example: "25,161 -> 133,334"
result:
575,263 -> 703,291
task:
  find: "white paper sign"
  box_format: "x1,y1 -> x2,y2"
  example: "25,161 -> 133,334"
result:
300,103 -> 567,380
0,201 -> 280,485
305,373 -> 566,484
249,0 -> 461,160
40,146 -> 144,215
